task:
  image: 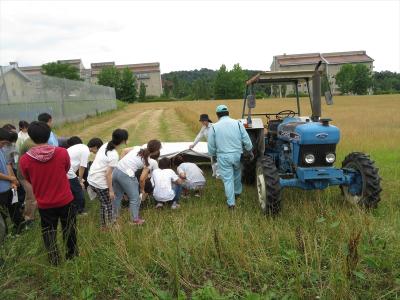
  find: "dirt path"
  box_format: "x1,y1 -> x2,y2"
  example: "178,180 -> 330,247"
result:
128,109 -> 164,146
74,110 -> 139,142
58,103 -> 197,146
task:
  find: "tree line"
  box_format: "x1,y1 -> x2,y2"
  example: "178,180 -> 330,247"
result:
334,64 -> 400,95
162,65 -> 260,100
40,61 -> 400,102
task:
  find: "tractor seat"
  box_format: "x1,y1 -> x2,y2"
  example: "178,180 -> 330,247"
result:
267,119 -> 283,135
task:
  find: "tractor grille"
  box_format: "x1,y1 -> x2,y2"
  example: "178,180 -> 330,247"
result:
298,144 -> 336,167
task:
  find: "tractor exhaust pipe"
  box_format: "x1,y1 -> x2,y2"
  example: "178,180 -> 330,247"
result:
311,61 -> 322,122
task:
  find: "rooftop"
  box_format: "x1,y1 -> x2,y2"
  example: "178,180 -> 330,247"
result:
1,65 -> 32,81
275,50 -> 373,66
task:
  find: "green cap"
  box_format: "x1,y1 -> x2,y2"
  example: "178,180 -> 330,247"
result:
216,105 -> 228,113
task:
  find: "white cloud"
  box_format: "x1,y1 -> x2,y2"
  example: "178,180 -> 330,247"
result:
0,0 -> 399,72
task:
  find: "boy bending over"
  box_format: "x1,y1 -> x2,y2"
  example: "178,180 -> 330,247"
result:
151,158 -> 183,210
174,155 -> 206,197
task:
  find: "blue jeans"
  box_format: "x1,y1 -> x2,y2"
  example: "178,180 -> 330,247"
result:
217,153 -> 242,206
112,168 -> 140,221
173,184 -> 182,203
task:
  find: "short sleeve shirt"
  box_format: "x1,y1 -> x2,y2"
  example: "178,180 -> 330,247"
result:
151,169 -> 179,202
177,162 -> 205,184
67,144 -> 91,179
87,143 -> 119,189
117,149 -> 158,177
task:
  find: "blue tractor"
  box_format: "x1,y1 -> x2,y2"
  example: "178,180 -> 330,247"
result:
241,62 -> 382,214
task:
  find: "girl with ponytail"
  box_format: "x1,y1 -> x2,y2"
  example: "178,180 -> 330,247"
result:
105,129 -> 129,156
112,139 -> 161,225
88,129 -> 128,228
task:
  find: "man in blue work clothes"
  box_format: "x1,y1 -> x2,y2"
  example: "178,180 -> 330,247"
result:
208,105 -> 253,209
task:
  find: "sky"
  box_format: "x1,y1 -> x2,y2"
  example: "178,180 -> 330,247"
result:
0,0 -> 399,73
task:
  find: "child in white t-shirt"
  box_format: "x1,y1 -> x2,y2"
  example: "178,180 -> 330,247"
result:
151,157 -> 184,210
173,155 -> 206,197
88,129 -> 128,228
66,136 -> 91,215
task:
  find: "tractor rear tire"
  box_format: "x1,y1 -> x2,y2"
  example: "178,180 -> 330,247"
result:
340,152 -> 382,209
241,131 -> 259,185
256,156 -> 281,215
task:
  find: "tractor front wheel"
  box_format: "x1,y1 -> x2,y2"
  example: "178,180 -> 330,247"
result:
340,152 -> 382,208
256,156 -> 281,215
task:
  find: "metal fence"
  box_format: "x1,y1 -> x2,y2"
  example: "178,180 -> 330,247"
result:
0,71 -> 117,126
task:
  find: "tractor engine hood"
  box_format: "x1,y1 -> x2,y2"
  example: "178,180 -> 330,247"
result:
278,119 -> 340,145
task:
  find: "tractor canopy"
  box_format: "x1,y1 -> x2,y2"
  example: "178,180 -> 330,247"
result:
246,70 -> 321,86
242,62 -> 333,122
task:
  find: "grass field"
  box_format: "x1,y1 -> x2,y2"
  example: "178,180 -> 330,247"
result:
1,95 -> 400,299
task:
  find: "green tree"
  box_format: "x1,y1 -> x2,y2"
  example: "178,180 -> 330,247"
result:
162,68 -> 260,100
228,63 -> 247,99
139,82 -> 146,101
335,64 -> 355,94
171,75 -> 181,98
192,78 -> 210,100
119,68 -> 137,102
352,64 -> 372,95
373,71 -> 400,94
42,62 -> 80,80
214,64 -> 230,99
97,66 -> 122,99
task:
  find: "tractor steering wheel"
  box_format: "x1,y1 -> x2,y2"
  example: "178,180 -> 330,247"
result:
275,110 -> 296,120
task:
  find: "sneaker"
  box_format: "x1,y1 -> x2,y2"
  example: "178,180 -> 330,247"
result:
130,218 -> 145,225
194,192 -> 201,198
156,203 -> 164,209
228,205 -> 235,210
171,203 -> 180,210
78,211 -> 88,217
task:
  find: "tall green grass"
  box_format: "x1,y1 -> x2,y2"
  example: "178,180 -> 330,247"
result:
2,173 -> 399,299
1,96 -> 399,299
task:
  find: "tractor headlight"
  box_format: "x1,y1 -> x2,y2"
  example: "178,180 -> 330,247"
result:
304,154 -> 315,164
325,153 -> 336,163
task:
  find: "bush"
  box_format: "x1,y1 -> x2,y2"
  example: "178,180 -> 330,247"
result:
286,92 -> 309,98
255,91 -> 269,99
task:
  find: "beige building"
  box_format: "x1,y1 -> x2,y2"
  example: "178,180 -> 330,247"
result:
19,59 -> 163,97
270,50 -> 374,94
90,61 -> 162,97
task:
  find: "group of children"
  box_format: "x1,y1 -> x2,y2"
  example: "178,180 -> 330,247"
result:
87,131 -> 206,227
0,113 -> 206,265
